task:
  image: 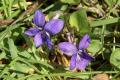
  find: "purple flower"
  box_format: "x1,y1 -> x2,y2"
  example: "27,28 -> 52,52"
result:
25,10 -> 64,49
58,34 -> 94,70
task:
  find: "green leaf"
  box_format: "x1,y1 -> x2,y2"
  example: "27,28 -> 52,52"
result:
11,62 -> 33,75
105,0 -> 117,7
69,8 -> 90,35
0,23 -> 23,42
90,18 -> 119,27
60,0 -> 80,4
0,51 -> 6,59
18,51 -> 36,62
88,40 -> 102,56
8,38 -> 18,59
110,48 -> 120,69
18,51 -> 54,69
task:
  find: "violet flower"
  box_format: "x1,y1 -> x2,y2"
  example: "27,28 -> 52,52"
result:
58,34 -> 94,70
25,10 -> 64,49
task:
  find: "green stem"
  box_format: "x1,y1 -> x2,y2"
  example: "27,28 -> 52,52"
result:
0,57 -> 18,78
18,71 -> 119,80
90,18 -> 120,27
101,25 -> 105,59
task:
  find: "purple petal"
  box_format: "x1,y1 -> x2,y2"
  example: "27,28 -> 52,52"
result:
77,51 -> 93,70
70,53 -> 77,70
81,51 -> 94,61
44,19 -> 64,35
33,10 -> 45,27
45,34 -> 53,49
58,42 -> 78,56
79,34 -> 91,50
77,57 -> 90,70
24,28 -> 40,36
34,33 -> 43,48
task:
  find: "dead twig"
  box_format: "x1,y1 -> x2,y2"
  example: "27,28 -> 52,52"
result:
0,19 -> 14,26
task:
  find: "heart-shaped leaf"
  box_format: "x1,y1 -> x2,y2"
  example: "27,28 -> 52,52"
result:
110,48 -> 120,69
69,8 -> 90,35
88,40 -> 102,56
